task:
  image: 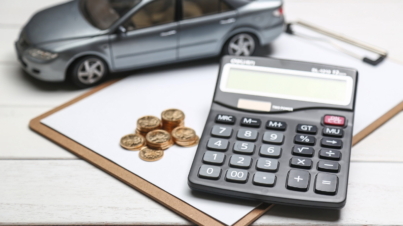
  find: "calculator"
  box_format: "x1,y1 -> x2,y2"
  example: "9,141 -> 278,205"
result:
188,56 -> 358,209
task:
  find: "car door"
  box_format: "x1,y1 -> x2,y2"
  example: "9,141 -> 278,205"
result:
110,0 -> 178,70
178,0 -> 237,59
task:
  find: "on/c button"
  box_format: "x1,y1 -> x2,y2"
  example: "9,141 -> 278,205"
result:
323,115 -> 345,126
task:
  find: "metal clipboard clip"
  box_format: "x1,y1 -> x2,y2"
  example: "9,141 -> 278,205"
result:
285,21 -> 388,66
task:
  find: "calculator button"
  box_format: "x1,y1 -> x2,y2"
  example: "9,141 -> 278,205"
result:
323,115 -> 345,126
318,160 -> 340,172
237,129 -> 258,141
260,145 -> 282,158
207,138 -> 229,151
319,149 -> 341,160
253,172 -> 276,187
287,170 -> 310,191
296,124 -> 317,134
256,158 -> 279,172
321,138 -> 343,149
292,146 -> 314,157
263,131 -> 284,144
290,157 -> 312,169
323,127 -> 344,137
266,120 -> 287,131
294,135 -> 316,145
203,151 -> 225,165
315,173 -> 338,195
230,155 -> 252,169
215,114 -> 236,124
233,141 -> 255,154
199,165 -> 221,179
241,117 -> 261,127
226,168 -> 249,183
211,125 -> 232,138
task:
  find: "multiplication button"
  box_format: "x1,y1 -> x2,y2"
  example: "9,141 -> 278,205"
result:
287,170 -> 310,191
211,125 -> 232,138
199,165 -> 221,179
263,131 -> 284,144
290,157 -> 312,169
315,173 -> 338,195
253,172 -> 276,187
226,168 -> 249,183
294,135 -> 316,145
207,138 -> 229,151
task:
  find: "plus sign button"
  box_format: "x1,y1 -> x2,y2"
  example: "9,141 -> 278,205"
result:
287,169 -> 310,191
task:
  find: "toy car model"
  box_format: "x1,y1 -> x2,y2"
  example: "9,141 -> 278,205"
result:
15,0 -> 284,88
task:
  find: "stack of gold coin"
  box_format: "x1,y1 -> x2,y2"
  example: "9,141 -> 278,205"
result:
172,127 -> 199,147
139,147 -> 164,162
136,115 -> 161,136
161,109 -> 185,132
120,134 -> 146,150
145,129 -> 174,150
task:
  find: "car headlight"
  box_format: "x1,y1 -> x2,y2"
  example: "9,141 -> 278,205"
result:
27,48 -> 58,61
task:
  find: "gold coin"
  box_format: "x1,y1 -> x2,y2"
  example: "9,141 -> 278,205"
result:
161,109 -> 185,122
139,147 -> 164,162
146,129 -> 174,150
172,127 -> 196,142
137,115 -> 161,133
177,135 -> 200,147
120,134 -> 145,150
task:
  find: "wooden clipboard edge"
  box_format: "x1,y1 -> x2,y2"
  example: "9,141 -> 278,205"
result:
29,80 -> 271,226
352,101 -> 403,146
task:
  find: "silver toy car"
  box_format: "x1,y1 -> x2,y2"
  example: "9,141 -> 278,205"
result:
16,0 -> 284,87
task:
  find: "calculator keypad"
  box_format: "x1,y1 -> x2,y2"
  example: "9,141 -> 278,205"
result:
195,112 -> 349,202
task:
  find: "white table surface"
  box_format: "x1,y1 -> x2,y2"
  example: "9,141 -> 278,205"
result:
1,0 -> 403,225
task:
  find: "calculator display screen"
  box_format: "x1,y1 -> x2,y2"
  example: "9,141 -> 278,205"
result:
220,64 -> 354,106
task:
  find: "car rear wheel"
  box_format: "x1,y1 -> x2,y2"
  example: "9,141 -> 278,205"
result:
71,56 -> 108,88
224,33 -> 258,56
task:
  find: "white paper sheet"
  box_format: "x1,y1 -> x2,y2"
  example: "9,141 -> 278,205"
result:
42,33 -> 403,225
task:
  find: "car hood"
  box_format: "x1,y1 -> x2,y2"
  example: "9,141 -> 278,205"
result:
24,0 -> 103,45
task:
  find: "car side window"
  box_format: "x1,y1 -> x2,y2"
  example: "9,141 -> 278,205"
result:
182,0 -> 232,20
123,0 -> 176,31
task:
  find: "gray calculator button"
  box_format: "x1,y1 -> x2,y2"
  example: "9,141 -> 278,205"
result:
203,151 -> 225,165
256,158 -> 279,172
226,168 -> 249,183
211,125 -> 232,138
237,129 -> 258,141
263,131 -> 284,144
233,141 -> 255,154
199,165 -> 221,179
253,172 -> 276,186
260,145 -> 282,158
207,138 -> 229,151
230,155 -> 252,169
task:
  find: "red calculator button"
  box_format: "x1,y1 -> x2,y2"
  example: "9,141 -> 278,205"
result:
324,115 -> 345,126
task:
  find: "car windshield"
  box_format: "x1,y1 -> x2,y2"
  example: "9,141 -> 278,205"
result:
82,0 -> 141,30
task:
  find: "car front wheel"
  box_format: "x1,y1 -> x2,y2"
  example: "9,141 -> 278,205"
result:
71,56 -> 108,88
224,33 -> 258,56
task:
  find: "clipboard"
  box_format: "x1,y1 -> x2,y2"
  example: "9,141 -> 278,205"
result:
29,22 -> 403,225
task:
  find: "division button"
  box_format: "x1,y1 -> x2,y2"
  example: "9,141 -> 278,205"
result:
230,154 -> 252,169
215,114 -> 236,124
260,145 -> 282,158
315,173 -> 338,195
290,157 -> 312,169
207,138 -> 229,151
256,158 -> 279,172
321,138 -> 343,149
323,127 -> 344,137
263,131 -> 284,144
287,169 -> 310,191
233,141 -> 255,154
294,135 -> 316,145
237,129 -> 259,141
318,160 -> 340,172
296,124 -> 317,134
266,120 -> 287,131
319,149 -> 341,160
199,165 -> 221,179
253,172 -> 276,187
323,115 -> 345,126
226,168 -> 249,183
241,117 -> 261,127
203,151 -> 226,165
292,145 -> 314,157
211,125 -> 233,138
